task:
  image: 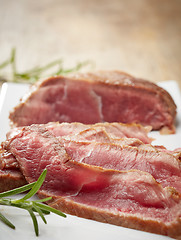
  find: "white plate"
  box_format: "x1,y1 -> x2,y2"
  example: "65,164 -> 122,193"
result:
0,81 -> 180,240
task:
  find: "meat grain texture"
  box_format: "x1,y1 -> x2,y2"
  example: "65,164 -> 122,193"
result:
0,122 -> 152,191
9,71 -> 177,133
1,123 -> 181,239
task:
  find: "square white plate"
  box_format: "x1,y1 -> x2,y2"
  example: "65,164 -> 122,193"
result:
0,81 -> 180,240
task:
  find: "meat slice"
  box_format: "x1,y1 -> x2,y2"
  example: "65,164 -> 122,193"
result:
7,121 -> 152,144
1,122 -> 180,193
0,121 -> 152,192
0,147 -> 19,169
62,139 -> 181,192
3,125 -> 181,239
0,147 -> 27,192
9,71 -> 176,132
0,169 -> 26,193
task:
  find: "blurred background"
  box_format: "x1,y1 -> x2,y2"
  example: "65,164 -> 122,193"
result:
0,0 -> 181,87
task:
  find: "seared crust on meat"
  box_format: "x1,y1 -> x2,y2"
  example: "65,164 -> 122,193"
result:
39,188 -> 181,239
9,70 -> 176,132
0,169 -> 26,193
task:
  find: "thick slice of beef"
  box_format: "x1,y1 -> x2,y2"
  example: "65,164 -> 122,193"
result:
37,122 -> 181,159
42,123 -> 181,187
0,121 -> 152,192
3,125 -> 181,239
1,122 -> 180,193
45,122 -> 152,143
42,122 -> 180,159
9,71 -> 176,132
7,122 -> 152,144
62,139 -> 181,192
63,128 -> 145,147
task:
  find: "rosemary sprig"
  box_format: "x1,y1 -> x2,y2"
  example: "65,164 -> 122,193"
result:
0,169 -> 66,236
0,48 -> 92,84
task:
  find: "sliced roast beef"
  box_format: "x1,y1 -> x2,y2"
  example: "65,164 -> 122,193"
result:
3,125 -> 181,239
62,139 -> 181,192
7,122 -> 152,144
1,122 -> 181,193
46,122 -> 153,144
0,147 -> 27,192
9,71 -> 176,132
0,121 -> 152,192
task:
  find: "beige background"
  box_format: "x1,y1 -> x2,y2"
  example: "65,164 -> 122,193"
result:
0,0 -> 181,88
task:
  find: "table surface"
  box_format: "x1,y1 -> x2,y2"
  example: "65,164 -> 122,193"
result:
0,0 -> 181,88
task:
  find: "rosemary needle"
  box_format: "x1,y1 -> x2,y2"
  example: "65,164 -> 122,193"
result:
0,212 -> 15,229
0,48 -> 93,84
0,169 -> 66,236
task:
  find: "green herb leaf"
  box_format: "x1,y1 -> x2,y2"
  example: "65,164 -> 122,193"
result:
0,182 -> 35,198
35,202 -> 66,218
21,169 -> 47,200
0,48 -> 93,84
0,59 -> 10,69
28,209 -> 39,236
0,169 -> 66,236
0,211 -> 15,229
32,203 -> 47,224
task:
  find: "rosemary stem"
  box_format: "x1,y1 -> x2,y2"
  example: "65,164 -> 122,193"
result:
0,48 -> 92,84
0,169 -> 66,236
